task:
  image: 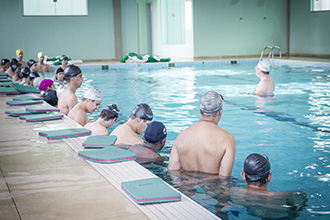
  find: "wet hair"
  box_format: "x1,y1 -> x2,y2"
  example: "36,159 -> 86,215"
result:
244,153 -> 271,186
130,103 -> 153,121
1,59 -> 10,66
100,104 -> 119,121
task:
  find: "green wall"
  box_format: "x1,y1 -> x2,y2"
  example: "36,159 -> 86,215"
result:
0,0 -> 115,61
290,0 -> 330,55
193,0 -> 287,58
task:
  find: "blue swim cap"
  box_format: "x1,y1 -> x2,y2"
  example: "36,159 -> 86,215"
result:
64,64 -> 81,79
131,103 -> 153,121
244,153 -> 270,182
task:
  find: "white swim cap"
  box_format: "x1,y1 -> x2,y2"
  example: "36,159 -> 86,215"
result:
33,77 -> 43,89
257,60 -> 270,73
84,87 -> 102,101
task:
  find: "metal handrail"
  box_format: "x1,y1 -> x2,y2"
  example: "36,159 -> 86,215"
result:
259,46 -> 282,62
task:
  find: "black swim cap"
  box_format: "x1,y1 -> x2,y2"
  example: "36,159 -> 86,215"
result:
131,103 -> 153,121
64,64 -> 81,79
27,59 -> 36,68
1,59 -> 9,65
244,153 -> 270,182
29,72 -> 40,81
44,90 -> 58,107
56,67 -> 64,73
18,67 -> 31,79
60,55 -> 68,61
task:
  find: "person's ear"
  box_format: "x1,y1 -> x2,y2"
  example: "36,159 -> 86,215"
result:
240,171 -> 246,181
267,173 -> 272,183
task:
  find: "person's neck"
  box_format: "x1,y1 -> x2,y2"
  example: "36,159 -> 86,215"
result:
246,184 -> 268,191
98,118 -> 108,128
142,141 -> 159,153
67,82 -> 78,93
126,119 -> 139,133
200,115 -> 219,124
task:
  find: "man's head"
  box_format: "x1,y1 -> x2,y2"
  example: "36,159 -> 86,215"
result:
10,58 -> 22,73
82,87 -> 102,113
64,64 -> 83,87
43,89 -> 58,107
130,103 -> 153,134
99,104 -> 119,128
17,67 -> 31,79
27,59 -> 38,72
33,77 -> 42,89
241,153 -> 272,188
38,52 -> 45,63
55,67 -> 64,81
29,72 -> 40,86
144,121 -> 167,148
200,90 -> 224,117
60,55 -> 69,66
1,59 -> 10,70
16,49 -> 23,60
256,60 -> 270,75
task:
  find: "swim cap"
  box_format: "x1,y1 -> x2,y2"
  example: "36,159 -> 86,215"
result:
33,77 -> 43,88
44,89 -> 58,107
144,121 -> 167,143
39,79 -> 53,91
131,103 -> 153,121
56,67 -> 64,73
64,64 -> 81,79
16,49 -> 23,55
104,104 -> 119,117
27,59 -> 36,68
18,67 -> 31,79
60,55 -> 68,61
1,59 -> 9,65
29,72 -> 40,81
200,91 -> 224,114
38,52 -> 44,59
244,153 -> 271,182
11,62 -> 22,72
257,60 -> 270,73
83,87 -> 102,101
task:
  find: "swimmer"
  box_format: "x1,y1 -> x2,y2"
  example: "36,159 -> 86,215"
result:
168,91 -> 235,178
254,60 -> 275,96
27,59 -> 39,73
36,52 -> 51,73
39,79 -> 55,91
54,55 -> 68,81
17,67 -> 31,85
43,89 -> 58,107
84,104 -> 119,136
29,72 -> 40,87
57,64 -> 83,115
0,59 -> 10,72
15,49 -> 28,67
8,58 -> 22,82
110,103 -> 153,146
128,121 -> 167,166
68,87 -> 102,126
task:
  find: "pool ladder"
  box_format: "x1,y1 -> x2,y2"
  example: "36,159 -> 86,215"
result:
259,46 -> 282,62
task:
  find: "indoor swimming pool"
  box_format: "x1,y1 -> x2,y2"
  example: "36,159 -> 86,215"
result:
47,60 -> 330,219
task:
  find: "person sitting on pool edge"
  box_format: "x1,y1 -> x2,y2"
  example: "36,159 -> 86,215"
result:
57,64 -> 83,115
68,87 -> 102,126
168,90 -> 235,178
128,121 -> 167,166
110,103 -> 153,146
254,60 -> 275,96
84,104 -> 119,136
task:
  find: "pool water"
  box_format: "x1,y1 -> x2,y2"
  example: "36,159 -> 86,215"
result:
49,62 -> 330,219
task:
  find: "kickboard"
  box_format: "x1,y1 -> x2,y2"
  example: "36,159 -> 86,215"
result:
0,87 -> 20,94
10,83 -> 40,94
0,72 -> 7,76
121,178 -> 182,204
26,106 -> 60,113
20,113 -> 63,122
6,100 -> 43,106
0,75 -> 8,79
5,110 -> 39,117
82,135 -> 117,148
0,82 -> 12,87
0,78 -> 12,82
78,146 -> 136,163
13,96 -> 43,101
39,128 -> 91,140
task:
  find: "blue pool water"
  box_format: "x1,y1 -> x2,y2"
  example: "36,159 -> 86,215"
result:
49,61 -> 330,219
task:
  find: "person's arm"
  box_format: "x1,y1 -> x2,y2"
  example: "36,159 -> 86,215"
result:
168,143 -> 182,170
219,135 -> 236,178
254,82 -> 267,96
67,96 -> 78,113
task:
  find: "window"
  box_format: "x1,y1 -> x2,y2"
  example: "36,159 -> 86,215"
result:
23,0 -> 88,16
311,0 -> 330,12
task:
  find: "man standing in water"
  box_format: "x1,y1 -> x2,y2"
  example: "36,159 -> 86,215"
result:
254,60 -> 275,96
57,64 -> 83,115
168,90 -> 236,178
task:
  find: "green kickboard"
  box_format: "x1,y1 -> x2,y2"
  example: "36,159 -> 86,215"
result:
13,96 -> 43,101
121,178 -> 181,204
0,76 -> 8,79
20,113 -> 63,122
0,87 -> 20,94
82,135 -> 117,148
0,72 -> 7,76
5,110 -> 39,117
0,78 -> 12,82
39,128 -> 91,140
25,106 -> 60,113
10,83 -> 40,94
78,146 -> 136,164
0,82 -> 12,87
6,100 -> 43,106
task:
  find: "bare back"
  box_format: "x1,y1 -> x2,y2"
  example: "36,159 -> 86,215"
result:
68,105 -> 89,126
110,123 -> 143,146
57,88 -> 78,115
84,121 -> 109,136
255,77 -> 275,96
169,120 -> 235,177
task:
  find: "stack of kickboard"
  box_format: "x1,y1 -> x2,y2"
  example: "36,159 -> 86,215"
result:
0,79 -> 40,95
5,95 -> 63,122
